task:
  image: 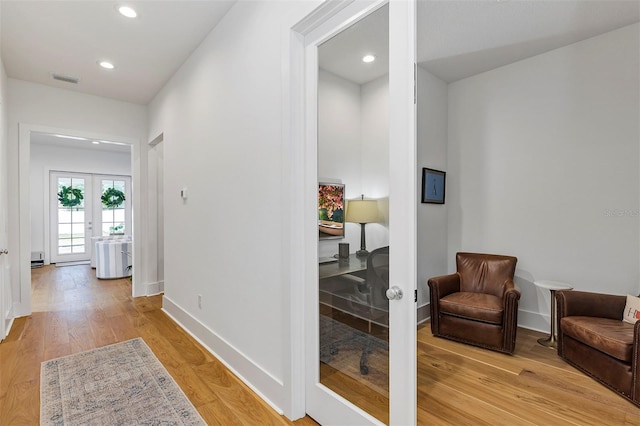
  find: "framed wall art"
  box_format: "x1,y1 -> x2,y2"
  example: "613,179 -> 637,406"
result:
421,168 -> 446,204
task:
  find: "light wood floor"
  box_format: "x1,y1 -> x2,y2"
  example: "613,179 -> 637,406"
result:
0,265 -> 317,425
2,265 -> 639,425
320,313 -> 640,424
417,325 -> 640,425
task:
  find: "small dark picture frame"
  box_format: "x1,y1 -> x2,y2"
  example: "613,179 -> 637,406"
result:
421,168 -> 446,204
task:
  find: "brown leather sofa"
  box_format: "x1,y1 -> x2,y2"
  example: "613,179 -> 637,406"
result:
556,290 -> 640,407
428,252 -> 520,354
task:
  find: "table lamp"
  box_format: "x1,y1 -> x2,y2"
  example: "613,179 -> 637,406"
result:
346,195 -> 381,257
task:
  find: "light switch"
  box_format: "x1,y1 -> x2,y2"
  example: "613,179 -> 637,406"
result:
180,187 -> 188,199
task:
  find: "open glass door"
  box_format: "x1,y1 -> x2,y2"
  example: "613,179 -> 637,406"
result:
303,1 -> 416,424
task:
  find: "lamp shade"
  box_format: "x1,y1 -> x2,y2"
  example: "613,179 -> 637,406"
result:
345,199 -> 380,224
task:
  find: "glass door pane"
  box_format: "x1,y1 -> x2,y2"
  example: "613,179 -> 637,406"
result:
99,178 -> 128,236
316,3 -> 390,423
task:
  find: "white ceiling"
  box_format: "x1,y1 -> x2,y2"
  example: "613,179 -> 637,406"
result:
320,0 -> 639,85
418,0 -> 640,83
1,0 -> 235,105
319,4 -> 389,85
1,1 -> 638,102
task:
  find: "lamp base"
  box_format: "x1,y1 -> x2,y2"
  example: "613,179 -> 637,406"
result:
356,249 -> 369,257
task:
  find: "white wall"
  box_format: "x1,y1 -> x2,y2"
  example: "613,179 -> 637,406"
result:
147,0 -> 319,417
447,24 -> 640,332
29,143 -> 131,256
416,67 -> 449,309
7,79 -> 149,315
318,69 -> 363,258
317,69 -> 390,258
360,74 -> 390,252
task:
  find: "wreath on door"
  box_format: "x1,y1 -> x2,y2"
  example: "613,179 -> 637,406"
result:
101,187 -> 126,209
57,185 -> 84,208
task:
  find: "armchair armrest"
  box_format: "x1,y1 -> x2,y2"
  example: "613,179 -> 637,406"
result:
427,273 -> 461,299
556,290 -> 625,321
427,273 -> 460,336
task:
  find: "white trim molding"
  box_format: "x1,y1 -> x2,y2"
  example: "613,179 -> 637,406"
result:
162,295 -> 285,414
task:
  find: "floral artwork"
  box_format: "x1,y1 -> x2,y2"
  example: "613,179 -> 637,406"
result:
318,183 -> 345,239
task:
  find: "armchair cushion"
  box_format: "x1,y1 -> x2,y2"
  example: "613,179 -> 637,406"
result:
440,292 -> 503,325
561,316 -> 634,363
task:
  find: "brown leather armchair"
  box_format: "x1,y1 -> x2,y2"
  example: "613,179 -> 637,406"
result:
556,290 -> 640,407
427,252 -> 520,354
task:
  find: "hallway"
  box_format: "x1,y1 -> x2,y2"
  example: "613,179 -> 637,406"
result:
0,265 -> 317,425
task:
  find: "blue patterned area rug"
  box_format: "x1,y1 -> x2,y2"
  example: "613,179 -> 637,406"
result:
40,338 -> 205,425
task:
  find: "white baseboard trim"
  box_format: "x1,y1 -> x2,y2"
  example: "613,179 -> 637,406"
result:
3,316 -> 14,340
417,303 -> 430,325
146,280 -> 164,296
162,296 -> 285,416
517,309 -> 549,334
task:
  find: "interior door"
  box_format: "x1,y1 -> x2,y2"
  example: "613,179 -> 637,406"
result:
50,172 -> 93,263
303,1 -> 417,424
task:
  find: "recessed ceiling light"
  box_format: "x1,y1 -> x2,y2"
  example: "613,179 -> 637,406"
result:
98,61 -> 115,70
362,54 -> 376,63
118,6 -> 137,18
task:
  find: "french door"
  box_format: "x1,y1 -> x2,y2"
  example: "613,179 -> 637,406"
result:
50,172 -> 131,264
301,0 -> 417,424
50,172 -> 92,263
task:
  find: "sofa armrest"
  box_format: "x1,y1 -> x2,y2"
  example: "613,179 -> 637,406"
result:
556,290 -> 625,321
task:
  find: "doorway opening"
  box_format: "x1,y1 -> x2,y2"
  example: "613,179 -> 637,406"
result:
16,124 -> 137,318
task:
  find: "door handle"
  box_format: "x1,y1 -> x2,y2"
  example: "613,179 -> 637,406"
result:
386,286 -> 403,300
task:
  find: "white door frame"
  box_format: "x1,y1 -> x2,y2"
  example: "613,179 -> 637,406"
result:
49,171 -> 94,263
287,0 -> 416,423
16,123 -> 138,317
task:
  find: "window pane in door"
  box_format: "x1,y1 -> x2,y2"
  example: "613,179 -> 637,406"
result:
58,224 -> 71,238
57,177 -> 86,256
71,224 -> 85,239
58,209 -> 71,223
73,209 -> 85,223
102,210 -> 114,223
100,179 -> 127,235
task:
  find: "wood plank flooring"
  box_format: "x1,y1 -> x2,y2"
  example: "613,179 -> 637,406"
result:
0,265 -> 317,425
417,324 -> 640,425
2,264 -> 639,425
316,317 -> 640,424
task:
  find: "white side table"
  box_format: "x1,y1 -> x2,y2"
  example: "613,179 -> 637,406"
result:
534,280 -> 573,348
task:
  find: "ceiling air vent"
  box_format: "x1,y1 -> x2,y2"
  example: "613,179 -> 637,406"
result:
51,73 -> 80,84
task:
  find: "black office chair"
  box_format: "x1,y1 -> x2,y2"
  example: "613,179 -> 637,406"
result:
321,246 -> 389,374
356,246 -> 389,373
